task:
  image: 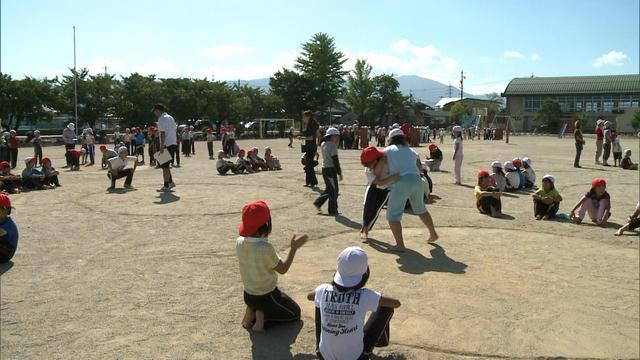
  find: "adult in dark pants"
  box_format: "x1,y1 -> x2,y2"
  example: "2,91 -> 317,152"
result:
602,121 -> 612,166
300,110 -> 319,187
153,104 -> 177,191
106,147 -> 137,190
308,247 -> 401,360
594,119 -> 604,164
62,123 -> 76,167
314,128 -> 342,215
573,120 -> 585,168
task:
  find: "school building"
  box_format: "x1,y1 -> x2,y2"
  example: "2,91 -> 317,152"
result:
501,74 -> 640,132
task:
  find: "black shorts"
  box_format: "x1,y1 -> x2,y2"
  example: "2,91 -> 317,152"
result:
135,145 -> 144,155
160,145 -> 177,168
629,217 -> 640,231
613,152 -> 622,160
0,242 -> 16,263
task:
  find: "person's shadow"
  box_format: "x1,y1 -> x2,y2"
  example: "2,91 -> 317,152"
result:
154,192 -> 180,204
0,261 -> 14,276
366,239 -> 467,275
250,320 -> 307,360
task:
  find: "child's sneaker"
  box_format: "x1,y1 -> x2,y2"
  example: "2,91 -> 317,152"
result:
168,182 -> 176,189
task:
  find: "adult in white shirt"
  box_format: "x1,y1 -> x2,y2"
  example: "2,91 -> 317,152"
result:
308,247 -> 401,360
153,104 -> 177,191
106,147 -> 137,190
383,128 -> 438,251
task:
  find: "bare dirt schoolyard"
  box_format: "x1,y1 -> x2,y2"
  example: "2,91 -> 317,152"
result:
1,135 -> 638,359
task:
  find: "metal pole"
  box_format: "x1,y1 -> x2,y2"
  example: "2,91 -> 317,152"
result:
73,26 -> 78,136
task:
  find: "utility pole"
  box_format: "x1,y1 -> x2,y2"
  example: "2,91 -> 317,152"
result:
448,82 -> 452,97
104,64 -> 107,76
73,26 -> 78,136
459,71 -> 465,101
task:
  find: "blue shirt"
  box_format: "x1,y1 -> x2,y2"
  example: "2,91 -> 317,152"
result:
0,217 -> 19,248
517,171 -> 526,189
135,133 -> 145,145
21,167 -> 42,178
384,144 -> 420,176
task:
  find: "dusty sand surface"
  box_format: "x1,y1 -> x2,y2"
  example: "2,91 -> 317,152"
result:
1,134 -> 638,360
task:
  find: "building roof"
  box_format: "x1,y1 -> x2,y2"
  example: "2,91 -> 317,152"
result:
434,97 -> 494,108
502,74 -> 640,96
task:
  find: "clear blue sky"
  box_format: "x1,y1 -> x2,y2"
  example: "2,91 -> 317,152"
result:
2,0 -> 639,94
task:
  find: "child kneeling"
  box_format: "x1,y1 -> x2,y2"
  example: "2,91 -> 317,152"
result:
532,174 -> 562,220
236,200 -> 308,332
475,170 -> 501,217
308,247 -> 401,360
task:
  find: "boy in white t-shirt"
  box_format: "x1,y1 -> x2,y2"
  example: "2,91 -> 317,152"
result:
106,147 -> 138,190
308,247 -> 401,360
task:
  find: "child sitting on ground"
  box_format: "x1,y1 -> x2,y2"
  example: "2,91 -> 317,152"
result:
512,158 -> 526,190
424,143 -> 443,172
504,161 -> 520,191
216,150 -> 239,175
532,174 -> 562,220
235,149 -> 253,173
521,157 -> 536,189
248,148 -> 268,171
489,161 -> 507,192
308,246 -> 400,360
615,201 -> 640,236
100,145 -> 118,169
570,178 -> 611,227
263,147 -> 281,170
621,149 -> 638,170
0,193 -> 19,263
40,157 -> 61,187
236,200 -> 308,332
475,170 -> 502,217
0,161 -> 21,194
21,157 -> 51,190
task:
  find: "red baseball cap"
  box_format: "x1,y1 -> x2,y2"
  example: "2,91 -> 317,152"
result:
591,178 -> 606,189
0,193 -> 13,208
360,146 -> 384,164
239,200 -> 271,237
477,170 -> 490,179
0,161 -> 9,169
42,157 -> 51,164
207,128 -> 213,133
512,159 -> 522,169
428,144 -> 438,151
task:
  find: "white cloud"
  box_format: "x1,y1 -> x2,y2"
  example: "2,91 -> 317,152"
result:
76,57 -> 127,75
531,53 -> 540,61
142,29 -> 151,37
130,60 -> 178,77
197,49 -> 298,80
203,44 -> 254,60
342,39 -> 459,84
593,50 -> 628,67
503,50 -> 524,59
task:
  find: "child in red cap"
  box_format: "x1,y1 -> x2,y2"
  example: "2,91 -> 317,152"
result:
424,143 -> 443,172
235,200 -> 308,332
0,193 -> 19,263
359,147 -> 399,240
570,178 -> 611,226
41,157 -> 61,187
474,170 -> 502,217
0,161 -> 22,193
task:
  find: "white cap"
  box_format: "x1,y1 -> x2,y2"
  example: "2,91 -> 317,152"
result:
391,123 -> 400,129
452,125 -> 462,132
388,128 -> 405,139
523,157 -> 532,166
24,156 -> 34,165
34,130 -> 40,135
79,148 -> 87,153
68,123 -> 75,129
325,127 -> 340,136
623,149 -> 631,156
542,174 -> 555,183
117,147 -> 128,154
504,161 -> 516,171
491,161 -> 502,168
333,247 -> 368,287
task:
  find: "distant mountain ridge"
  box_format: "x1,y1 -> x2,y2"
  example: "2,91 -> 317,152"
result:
226,75 -> 484,106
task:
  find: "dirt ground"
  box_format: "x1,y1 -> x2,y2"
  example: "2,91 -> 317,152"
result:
1,134 -> 638,360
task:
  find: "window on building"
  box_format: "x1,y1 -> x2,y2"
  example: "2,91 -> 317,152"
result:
619,95 -> 632,109
602,96 -> 614,112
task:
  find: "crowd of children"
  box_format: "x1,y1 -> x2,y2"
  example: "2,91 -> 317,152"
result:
216,146 -> 282,175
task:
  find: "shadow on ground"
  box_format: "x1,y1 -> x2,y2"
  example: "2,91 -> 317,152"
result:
251,320 -> 308,360
154,192 -> 181,204
366,240 -> 467,275
0,261 -> 14,276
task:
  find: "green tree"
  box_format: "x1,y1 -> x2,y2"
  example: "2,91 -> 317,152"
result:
370,74 -> 405,125
3,76 -> 56,130
114,73 -> 162,126
632,109 -> 640,130
449,102 -> 471,124
270,69 -> 312,122
294,32 -> 348,123
534,98 -> 563,130
344,59 -> 374,125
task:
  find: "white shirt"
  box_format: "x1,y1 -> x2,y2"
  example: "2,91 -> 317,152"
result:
505,171 -> 520,190
157,112 -> 178,146
384,144 -> 419,176
314,284 -> 381,360
453,137 -> 463,158
108,156 -> 137,171
523,168 -> 536,184
207,133 -> 215,142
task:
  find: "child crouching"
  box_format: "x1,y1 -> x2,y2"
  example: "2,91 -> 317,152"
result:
532,174 -> 561,220
236,200 -> 308,332
475,170 -> 502,217
0,161 -> 21,194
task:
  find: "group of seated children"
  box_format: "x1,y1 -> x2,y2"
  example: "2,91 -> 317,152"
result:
217,147 -> 281,175
0,157 -> 61,193
424,143 -> 443,172
235,200 -> 399,360
489,157 -> 536,192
